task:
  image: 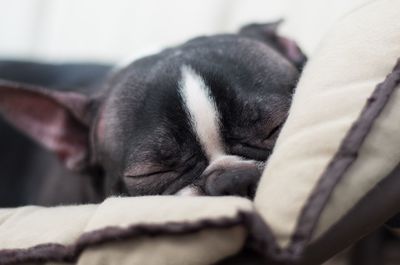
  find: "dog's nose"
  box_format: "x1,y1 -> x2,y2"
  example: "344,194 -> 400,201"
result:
205,166 -> 261,198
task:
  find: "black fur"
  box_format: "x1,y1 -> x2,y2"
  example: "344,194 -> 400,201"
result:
0,23 -> 303,206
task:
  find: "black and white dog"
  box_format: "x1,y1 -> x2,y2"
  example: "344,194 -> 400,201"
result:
0,22 -> 306,206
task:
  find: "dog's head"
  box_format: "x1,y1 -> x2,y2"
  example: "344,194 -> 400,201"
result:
0,22 -> 305,199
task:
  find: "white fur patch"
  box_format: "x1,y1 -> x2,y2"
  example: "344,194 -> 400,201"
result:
175,185 -> 202,196
179,66 -> 225,161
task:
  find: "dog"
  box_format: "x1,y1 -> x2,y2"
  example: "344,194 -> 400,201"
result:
0,22 -> 305,206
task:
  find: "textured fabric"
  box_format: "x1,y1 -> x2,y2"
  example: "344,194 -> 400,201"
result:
82,196 -> 251,232
2,1 -> 400,264
77,227 -> 245,265
255,0 -> 400,249
0,204 -> 96,249
0,196 -> 252,265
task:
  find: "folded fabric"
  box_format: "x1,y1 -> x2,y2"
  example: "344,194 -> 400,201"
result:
0,196 -> 253,265
1,0 -> 400,264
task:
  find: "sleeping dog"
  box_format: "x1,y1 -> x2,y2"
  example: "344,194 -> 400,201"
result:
0,22 -> 305,206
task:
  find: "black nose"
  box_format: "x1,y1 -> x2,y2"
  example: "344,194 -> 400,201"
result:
205,167 -> 261,198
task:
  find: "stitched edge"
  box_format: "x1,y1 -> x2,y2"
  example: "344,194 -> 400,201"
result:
285,59 -> 400,259
1,59 -> 399,265
0,210 -> 275,265
298,162 -> 400,265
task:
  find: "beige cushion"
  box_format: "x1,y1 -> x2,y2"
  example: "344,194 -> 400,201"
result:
2,1 -> 400,264
0,196 -> 252,265
255,0 -> 400,252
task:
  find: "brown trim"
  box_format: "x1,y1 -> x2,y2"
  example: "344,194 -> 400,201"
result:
0,212 -> 253,265
286,59 -> 400,259
213,60 -> 400,264
1,60 -> 400,265
299,162 -> 400,265
213,160 -> 400,265
216,60 -> 400,264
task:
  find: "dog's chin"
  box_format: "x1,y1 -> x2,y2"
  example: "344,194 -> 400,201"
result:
175,185 -> 204,196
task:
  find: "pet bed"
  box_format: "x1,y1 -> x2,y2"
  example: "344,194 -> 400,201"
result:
1,0 -> 399,264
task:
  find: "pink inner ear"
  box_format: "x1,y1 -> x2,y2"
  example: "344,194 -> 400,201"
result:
277,36 -> 305,66
0,87 -> 89,171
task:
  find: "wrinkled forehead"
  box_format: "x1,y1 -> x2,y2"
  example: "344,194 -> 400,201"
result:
98,75 -> 188,159
96,36 -> 298,155
183,36 -> 299,92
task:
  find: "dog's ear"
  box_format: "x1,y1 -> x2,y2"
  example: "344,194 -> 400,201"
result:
0,79 -> 94,171
239,20 -> 307,70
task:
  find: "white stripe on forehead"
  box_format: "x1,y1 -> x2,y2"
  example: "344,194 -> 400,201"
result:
179,65 -> 225,161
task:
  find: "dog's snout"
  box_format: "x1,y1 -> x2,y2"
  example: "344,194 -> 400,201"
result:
205,165 -> 261,198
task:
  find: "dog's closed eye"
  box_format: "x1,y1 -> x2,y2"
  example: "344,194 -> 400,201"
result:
226,123 -> 282,161
125,169 -> 176,179
265,124 -> 283,140
124,164 -> 171,178
122,154 -> 203,195
123,165 -> 180,195
230,143 -> 271,161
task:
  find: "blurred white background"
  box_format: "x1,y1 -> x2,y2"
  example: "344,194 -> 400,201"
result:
0,0 -> 369,63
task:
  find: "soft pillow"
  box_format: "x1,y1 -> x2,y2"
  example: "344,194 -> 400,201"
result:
255,0 -> 400,262
1,1 -> 400,265
0,196 -> 253,265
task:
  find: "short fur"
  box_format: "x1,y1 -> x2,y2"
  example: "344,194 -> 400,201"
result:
0,22 -> 304,206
